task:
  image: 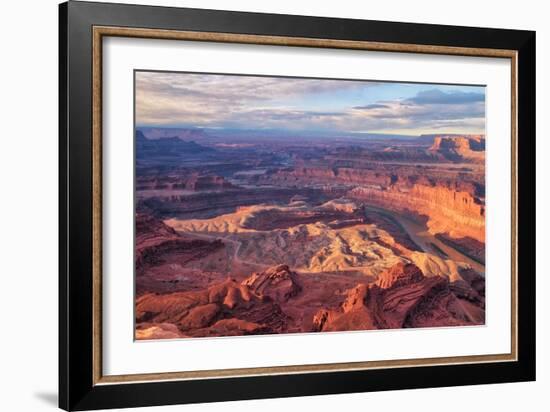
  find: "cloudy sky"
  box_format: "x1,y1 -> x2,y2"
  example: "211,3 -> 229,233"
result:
135,71 -> 485,136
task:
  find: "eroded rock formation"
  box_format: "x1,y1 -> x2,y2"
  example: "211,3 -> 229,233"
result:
242,264 -> 301,302
429,135 -> 485,163
313,262 -> 484,332
135,213 -> 224,275
136,265 -> 303,338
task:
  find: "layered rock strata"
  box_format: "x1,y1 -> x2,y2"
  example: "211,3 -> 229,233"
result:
429,135 -> 485,163
313,262 -> 484,332
349,183 -> 485,243
136,265 -> 302,338
136,213 -> 223,273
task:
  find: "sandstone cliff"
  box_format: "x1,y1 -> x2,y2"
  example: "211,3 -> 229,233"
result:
429,135 -> 485,163
313,262 -> 484,332
349,183 -> 485,243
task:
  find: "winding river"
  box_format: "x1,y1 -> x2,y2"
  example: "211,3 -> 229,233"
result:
363,205 -> 485,275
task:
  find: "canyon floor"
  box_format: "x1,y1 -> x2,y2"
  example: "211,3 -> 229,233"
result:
135,130 -> 486,339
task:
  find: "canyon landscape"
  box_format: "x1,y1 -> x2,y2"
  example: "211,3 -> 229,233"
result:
134,71 -> 486,340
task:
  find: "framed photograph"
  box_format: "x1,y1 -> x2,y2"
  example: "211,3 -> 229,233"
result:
59,1 -> 535,410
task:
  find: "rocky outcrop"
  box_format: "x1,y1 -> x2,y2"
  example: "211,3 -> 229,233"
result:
375,262 -> 425,289
313,262 -> 484,332
429,135 -> 485,163
242,265 -> 301,302
136,267 -> 298,339
135,213 -> 223,274
313,284 -> 377,331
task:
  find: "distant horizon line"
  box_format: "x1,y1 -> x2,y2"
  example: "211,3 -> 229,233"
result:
135,125 -> 485,138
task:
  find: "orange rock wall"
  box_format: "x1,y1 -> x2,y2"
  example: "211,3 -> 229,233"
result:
350,184 -> 485,242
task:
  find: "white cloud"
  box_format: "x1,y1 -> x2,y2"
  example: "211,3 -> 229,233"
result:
135,71 -> 485,135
